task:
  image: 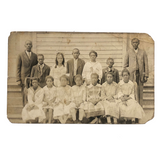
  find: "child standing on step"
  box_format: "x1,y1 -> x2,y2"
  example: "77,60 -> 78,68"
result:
53,75 -> 76,123
71,74 -> 86,123
42,76 -> 57,123
22,78 -> 46,123
101,72 -> 119,124
117,69 -> 145,124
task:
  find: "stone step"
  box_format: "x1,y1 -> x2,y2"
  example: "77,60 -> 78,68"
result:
7,92 -> 22,97
7,85 -> 21,92
7,97 -> 22,105
143,97 -> 154,105
8,118 -> 24,124
7,107 -> 23,114
143,89 -> 154,98
7,113 -> 22,119
7,104 -> 22,108
143,105 -> 154,109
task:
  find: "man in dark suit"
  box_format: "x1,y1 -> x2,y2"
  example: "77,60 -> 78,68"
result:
31,54 -> 50,88
101,58 -> 119,84
66,48 -> 85,86
16,40 -> 38,106
124,38 -> 149,106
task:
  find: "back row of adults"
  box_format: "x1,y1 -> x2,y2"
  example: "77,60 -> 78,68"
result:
16,38 -> 149,107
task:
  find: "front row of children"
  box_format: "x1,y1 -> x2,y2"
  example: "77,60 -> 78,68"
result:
22,68 -> 145,124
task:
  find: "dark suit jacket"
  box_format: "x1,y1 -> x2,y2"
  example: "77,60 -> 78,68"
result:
16,51 -> 38,84
101,67 -> 119,84
67,58 -> 85,86
31,63 -> 50,88
124,48 -> 149,83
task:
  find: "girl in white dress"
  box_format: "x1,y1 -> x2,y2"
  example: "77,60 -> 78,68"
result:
50,52 -> 66,87
80,73 -> 104,123
53,75 -> 76,123
22,78 -> 46,123
117,69 -> 145,124
71,74 -> 86,123
101,72 -> 119,124
82,50 -> 102,86
42,76 -> 57,123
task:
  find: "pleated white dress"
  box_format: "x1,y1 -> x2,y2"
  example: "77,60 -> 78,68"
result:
101,81 -> 119,119
117,80 -> 145,119
22,86 -> 46,122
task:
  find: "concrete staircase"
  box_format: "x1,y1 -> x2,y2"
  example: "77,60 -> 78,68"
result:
139,83 -> 154,124
7,79 -> 24,123
7,79 -> 154,124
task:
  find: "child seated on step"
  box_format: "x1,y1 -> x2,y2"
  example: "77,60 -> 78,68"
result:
101,72 -> 119,124
71,74 -> 86,123
117,69 -> 145,124
22,78 -> 46,123
79,73 -> 104,123
42,76 -> 57,123
53,75 -> 76,124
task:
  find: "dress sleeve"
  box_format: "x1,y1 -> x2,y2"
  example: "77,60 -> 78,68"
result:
28,89 -> 34,105
117,84 -> 124,99
50,67 -> 55,78
35,89 -> 44,106
101,84 -> 106,100
129,84 -> 135,100
82,63 -> 87,79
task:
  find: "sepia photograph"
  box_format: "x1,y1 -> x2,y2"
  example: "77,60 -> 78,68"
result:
7,32 -> 154,124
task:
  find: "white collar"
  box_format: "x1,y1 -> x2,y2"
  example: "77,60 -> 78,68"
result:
119,80 -> 133,86
38,63 -> 44,67
56,65 -> 63,68
88,83 -> 101,88
134,48 -> 138,53
26,50 -> 31,54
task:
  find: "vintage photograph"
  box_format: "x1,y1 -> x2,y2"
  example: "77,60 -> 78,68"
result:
7,32 -> 154,124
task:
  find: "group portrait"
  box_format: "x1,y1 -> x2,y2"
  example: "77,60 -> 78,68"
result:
7,32 -> 154,124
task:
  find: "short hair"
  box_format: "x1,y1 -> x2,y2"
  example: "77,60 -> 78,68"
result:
25,40 -> 32,45
31,77 -> 39,82
107,58 -> 114,63
105,72 -> 114,77
121,68 -> 130,76
89,50 -> 98,57
45,76 -> 54,82
60,74 -> 69,81
74,74 -> 83,81
131,38 -> 140,44
55,52 -> 65,68
30,77 -> 39,87
37,54 -> 44,59
91,73 -> 99,79
72,48 -> 80,54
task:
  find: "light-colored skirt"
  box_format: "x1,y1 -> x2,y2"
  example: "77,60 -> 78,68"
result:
22,104 -> 46,122
118,99 -> 145,119
53,102 -> 76,121
80,101 -> 105,118
102,100 -> 119,119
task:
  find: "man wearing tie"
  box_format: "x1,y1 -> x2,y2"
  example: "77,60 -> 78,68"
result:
31,54 -> 50,88
67,48 -> 85,86
124,38 -> 149,106
16,40 -> 38,106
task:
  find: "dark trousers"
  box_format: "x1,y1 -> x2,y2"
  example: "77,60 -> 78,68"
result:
21,84 -> 29,107
133,70 -> 144,106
